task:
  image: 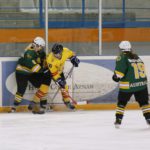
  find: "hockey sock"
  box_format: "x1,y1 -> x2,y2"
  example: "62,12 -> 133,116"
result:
33,84 -> 49,103
14,92 -> 23,106
40,99 -> 47,108
115,105 -> 125,121
61,85 -> 71,103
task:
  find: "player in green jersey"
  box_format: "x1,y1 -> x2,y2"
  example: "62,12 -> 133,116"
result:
11,37 -> 51,114
112,41 -> 150,128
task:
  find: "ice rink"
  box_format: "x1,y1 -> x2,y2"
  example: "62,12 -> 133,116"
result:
0,110 -> 150,150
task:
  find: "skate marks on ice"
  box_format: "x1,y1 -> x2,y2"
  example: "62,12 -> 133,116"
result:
0,110 -> 150,150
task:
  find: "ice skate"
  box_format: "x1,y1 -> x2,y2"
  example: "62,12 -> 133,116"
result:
9,100 -> 21,113
32,103 -> 45,114
28,101 -> 35,111
8,106 -> 17,113
146,119 -> 150,126
64,101 -> 75,110
40,100 -> 47,110
114,118 -> 121,129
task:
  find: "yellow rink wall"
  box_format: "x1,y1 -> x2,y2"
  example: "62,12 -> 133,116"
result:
0,103 -> 140,113
0,28 -> 150,43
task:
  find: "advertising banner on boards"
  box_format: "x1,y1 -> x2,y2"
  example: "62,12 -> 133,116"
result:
1,56 -> 150,107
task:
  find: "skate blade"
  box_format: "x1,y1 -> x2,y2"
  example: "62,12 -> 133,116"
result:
115,124 -> 121,129
8,108 -> 16,113
32,110 -> 45,114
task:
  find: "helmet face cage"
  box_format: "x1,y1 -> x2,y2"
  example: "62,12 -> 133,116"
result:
52,44 -> 63,54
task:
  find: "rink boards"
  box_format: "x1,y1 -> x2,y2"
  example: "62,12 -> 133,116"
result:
0,56 -> 150,112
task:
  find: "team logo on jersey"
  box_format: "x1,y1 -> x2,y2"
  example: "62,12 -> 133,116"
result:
116,56 -> 121,61
27,54 -> 32,59
48,64 -> 52,68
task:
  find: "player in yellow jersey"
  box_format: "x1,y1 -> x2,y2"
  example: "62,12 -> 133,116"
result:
46,43 -> 80,110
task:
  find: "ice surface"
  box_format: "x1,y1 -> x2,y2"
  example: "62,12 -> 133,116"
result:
0,110 -> 150,150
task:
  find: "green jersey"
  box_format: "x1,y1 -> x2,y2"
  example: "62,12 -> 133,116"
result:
16,46 -> 46,75
114,52 -> 147,92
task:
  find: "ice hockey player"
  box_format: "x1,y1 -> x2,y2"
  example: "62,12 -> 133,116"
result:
46,43 -> 80,110
11,37 -> 51,114
112,40 -> 150,128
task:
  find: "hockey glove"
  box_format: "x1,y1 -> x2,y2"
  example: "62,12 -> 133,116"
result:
56,78 -> 66,88
112,74 -> 120,82
70,56 -> 80,67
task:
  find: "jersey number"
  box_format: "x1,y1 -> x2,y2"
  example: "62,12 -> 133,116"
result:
131,63 -> 146,79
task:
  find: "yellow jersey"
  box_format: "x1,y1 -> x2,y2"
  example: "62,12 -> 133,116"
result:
46,47 -> 74,80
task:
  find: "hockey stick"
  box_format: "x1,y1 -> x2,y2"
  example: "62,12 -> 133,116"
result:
46,65 -> 75,110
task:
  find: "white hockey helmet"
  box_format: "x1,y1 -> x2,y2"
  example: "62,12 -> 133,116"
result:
33,37 -> 45,47
119,41 -> 131,51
